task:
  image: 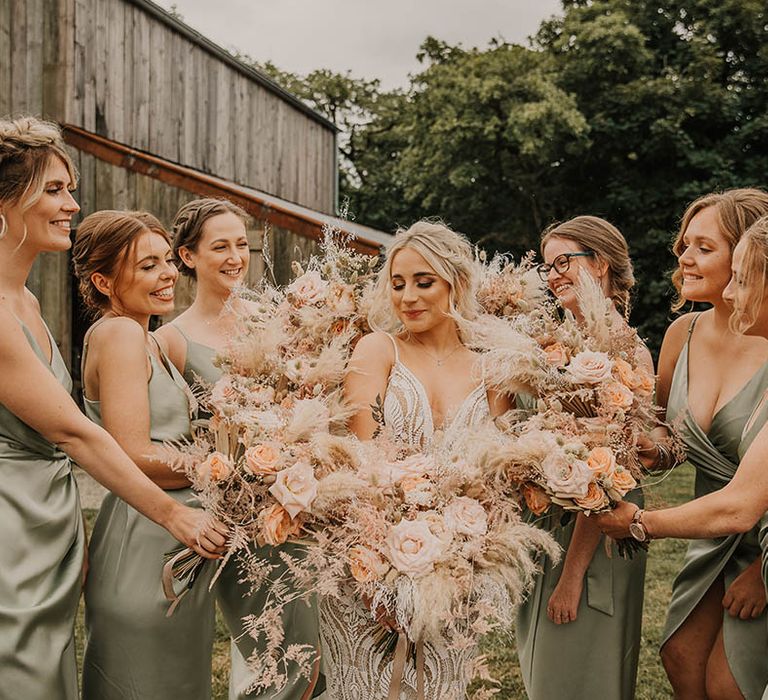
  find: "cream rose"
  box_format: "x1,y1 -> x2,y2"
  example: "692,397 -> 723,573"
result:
258,503 -> 302,546
269,461 -> 319,518
522,482 -> 551,515
443,497 -> 488,537
286,270 -> 328,305
586,446 -> 617,478
542,453 -> 592,499
348,546 -> 389,583
244,443 -> 281,476
400,476 -> 435,507
386,519 -> 444,577
566,351 -> 614,385
197,451 -> 232,483
574,482 -> 610,512
327,283 -> 356,316
380,453 -> 435,485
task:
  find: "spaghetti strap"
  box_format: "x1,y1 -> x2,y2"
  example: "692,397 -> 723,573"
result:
385,333 -> 400,364
687,312 -> 702,339
169,321 -> 191,342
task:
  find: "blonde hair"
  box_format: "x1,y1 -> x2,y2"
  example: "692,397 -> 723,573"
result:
730,215 -> 768,334
368,219 -> 480,333
0,117 -> 78,239
671,188 -> 768,311
541,215 -> 635,318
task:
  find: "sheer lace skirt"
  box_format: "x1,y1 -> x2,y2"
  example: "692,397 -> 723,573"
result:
318,593 -> 475,700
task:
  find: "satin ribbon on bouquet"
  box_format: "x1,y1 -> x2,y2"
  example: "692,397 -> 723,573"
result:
161,546 -> 206,617
387,632 -> 425,700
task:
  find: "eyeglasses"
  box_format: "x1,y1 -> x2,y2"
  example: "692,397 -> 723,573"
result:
536,252 -> 595,282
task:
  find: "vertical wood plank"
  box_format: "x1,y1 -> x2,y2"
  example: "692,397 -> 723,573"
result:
0,0 -> 12,115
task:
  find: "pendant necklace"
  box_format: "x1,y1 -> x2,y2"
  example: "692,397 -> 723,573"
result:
413,339 -> 463,366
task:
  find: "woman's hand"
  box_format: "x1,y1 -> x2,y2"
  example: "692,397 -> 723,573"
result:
547,575 -> 583,624
723,560 -> 767,620
166,504 -> 228,559
593,500 -> 637,539
636,433 -> 660,470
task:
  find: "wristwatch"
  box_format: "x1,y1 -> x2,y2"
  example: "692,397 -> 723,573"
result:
629,508 -> 649,542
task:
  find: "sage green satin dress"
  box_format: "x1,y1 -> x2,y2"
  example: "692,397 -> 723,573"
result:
81,334 -> 216,700
514,394 -> 647,699
0,321 -> 85,700
663,314 -> 768,699
174,324 -> 323,700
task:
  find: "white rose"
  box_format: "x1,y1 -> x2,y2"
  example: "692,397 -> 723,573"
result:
565,351 -> 614,385
269,461 -> 319,518
542,453 -> 592,499
443,497 -> 488,537
386,519 -> 444,577
286,270 -> 328,305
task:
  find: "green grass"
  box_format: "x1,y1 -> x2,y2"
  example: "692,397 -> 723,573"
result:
76,464 -> 695,699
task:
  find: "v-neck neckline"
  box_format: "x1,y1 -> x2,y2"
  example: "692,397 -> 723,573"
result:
392,359 -> 486,434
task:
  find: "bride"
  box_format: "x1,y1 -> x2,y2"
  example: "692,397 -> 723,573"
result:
320,220 -> 510,699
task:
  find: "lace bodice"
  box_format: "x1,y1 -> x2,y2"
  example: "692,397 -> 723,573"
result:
382,334 -> 491,449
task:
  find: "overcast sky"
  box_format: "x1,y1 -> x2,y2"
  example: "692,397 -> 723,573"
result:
155,0 -> 563,89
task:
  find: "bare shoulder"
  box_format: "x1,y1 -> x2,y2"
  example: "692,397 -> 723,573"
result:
350,331 -> 396,364
155,321 -> 185,351
0,305 -> 33,359
89,316 -> 146,352
23,287 -> 42,313
659,312 -> 698,365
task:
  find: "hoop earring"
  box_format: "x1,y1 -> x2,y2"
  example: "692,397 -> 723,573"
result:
0,213 -> 7,240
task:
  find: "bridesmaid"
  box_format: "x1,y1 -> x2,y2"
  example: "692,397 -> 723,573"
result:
596,212 -> 768,700
156,198 -> 322,700
0,117 -> 223,699
642,189 -> 768,700
72,210 -> 220,699
516,216 -> 654,700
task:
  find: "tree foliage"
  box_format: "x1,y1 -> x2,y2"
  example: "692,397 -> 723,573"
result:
242,0 -> 768,352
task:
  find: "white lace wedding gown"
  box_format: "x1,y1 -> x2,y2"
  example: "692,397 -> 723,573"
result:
319,335 -> 491,700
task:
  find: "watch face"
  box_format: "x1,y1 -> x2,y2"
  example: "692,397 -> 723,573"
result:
629,522 -> 646,542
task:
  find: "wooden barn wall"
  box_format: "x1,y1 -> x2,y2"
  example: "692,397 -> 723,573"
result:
69,0 -> 336,214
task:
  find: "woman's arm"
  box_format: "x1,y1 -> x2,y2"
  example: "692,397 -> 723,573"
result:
597,420 -> 768,539
344,333 -> 394,440
0,312 -> 224,558
88,318 -> 190,489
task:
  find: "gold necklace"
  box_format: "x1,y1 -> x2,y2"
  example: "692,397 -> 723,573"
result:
411,338 -> 463,366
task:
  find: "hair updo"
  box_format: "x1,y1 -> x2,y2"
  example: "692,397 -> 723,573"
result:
730,215 -> 768,334
671,188 -> 768,311
541,215 -> 635,318
0,117 -> 77,233
72,210 -> 170,314
368,219 -> 480,333
171,198 -> 249,278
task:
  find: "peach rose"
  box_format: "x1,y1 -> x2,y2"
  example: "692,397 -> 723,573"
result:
348,546 -> 389,583
386,519 -> 444,577
269,461 -> 319,518
566,351 -> 614,385
522,482 -> 552,515
286,270 -> 328,305
244,443 -> 280,476
258,503 -> 302,546
197,451 -> 232,483
543,342 -> 570,368
443,497 -> 488,537
633,366 -> 655,397
609,467 -> 637,497
612,358 -> 638,389
586,446 -> 617,478
574,482 -> 610,512
600,381 -> 634,412
542,453 -> 592,499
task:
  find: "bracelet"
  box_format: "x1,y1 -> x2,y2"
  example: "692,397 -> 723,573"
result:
654,442 -> 674,470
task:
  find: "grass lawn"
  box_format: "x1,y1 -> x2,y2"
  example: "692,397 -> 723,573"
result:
75,464 -> 695,698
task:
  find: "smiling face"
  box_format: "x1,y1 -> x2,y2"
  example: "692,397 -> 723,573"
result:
676,205 -> 733,304
109,230 -> 178,319
179,211 -> 250,292
541,236 -> 605,314
723,236 -> 768,337
390,247 -> 453,333
2,156 -> 80,252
